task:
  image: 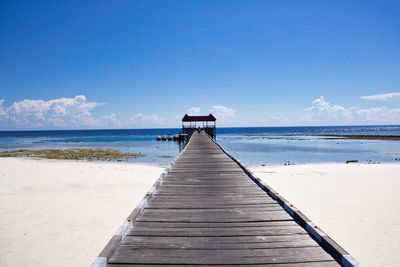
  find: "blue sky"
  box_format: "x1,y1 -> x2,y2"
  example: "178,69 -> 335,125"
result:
1,0 -> 399,129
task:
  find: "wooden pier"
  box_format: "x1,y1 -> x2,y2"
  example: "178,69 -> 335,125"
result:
93,131 -> 359,266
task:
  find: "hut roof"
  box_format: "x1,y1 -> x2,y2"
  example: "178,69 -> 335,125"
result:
181,114 -> 216,122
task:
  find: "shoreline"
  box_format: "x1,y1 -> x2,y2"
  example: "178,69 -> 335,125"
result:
248,161 -> 400,167
4,154 -> 400,166
0,155 -> 162,167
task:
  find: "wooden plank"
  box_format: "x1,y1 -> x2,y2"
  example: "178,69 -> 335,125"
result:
148,199 -> 273,203
122,238 -> 319,250
130,224 -> 302,231
127,227 -> 307,237
124,234 -> 315,244
136,217 -> 293,223
150,194 -> 273,198
140,208 -> 290,216
124,234 -> 314,244
108,247 -> 336,265
146,204 -> 279,209
132,221 -> 299,228
108,263 -> 338,267
137,210 -> 292,221
98,235 -> 121,258
123,235 -> 316,246
141,208 -> 286,215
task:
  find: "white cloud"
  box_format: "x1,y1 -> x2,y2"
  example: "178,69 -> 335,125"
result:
100,113 -> 121,127
209,105 -> 236,120
0,99 -> 6,119
361,92 -> 400,101
128,113 -> 173,128
269,114 -> 288,122
0,95 -> 115,129
0,96 -> 183,129
187,107 -> 201,116
305,96 -> 400,124
305,96 -> 354,122
356,107 -> 400,122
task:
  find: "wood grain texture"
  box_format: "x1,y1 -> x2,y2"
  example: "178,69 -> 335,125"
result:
106,131 -> 339,266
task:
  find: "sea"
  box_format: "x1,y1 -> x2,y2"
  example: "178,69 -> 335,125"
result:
1,125 -> 400,166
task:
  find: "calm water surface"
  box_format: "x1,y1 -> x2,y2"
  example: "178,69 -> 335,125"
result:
1,126 -> 399,166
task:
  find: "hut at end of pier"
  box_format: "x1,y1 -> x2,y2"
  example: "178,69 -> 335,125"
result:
181,114 -> 216,139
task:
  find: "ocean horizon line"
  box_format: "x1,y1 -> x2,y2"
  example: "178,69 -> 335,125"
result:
1,124 -> 400,133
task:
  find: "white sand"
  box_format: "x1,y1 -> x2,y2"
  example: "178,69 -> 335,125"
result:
250,163 -> 400,267
0,158 -> 163,267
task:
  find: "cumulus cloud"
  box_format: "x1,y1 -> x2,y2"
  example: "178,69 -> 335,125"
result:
100,113 -> 121,127
361,92 -> 400,101
0,95 -> 115,129
187,107 -> 201,116
0,99 -> 6,118
356,107 -> 400,122
305,96 -> 400,124
210,105 -> 236,120
0,95 -> 184,129
128,113 -> 173,128
305,96 -> 354,122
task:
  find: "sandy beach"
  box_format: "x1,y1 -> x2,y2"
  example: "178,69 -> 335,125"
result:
1,158 -> 399,266
0,158 -> 163,267
250,163 -> 400,267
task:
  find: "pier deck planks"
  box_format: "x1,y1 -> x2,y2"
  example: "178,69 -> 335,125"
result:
107,131 -> 339,266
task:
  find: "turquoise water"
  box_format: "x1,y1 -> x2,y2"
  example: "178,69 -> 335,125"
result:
1,126 -> 399,166
218,135 -> 399,165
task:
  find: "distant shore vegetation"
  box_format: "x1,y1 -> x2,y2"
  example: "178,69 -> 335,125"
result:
244,134 -> 400,141
316,135 -> 400,140
0,148 -> 144,161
